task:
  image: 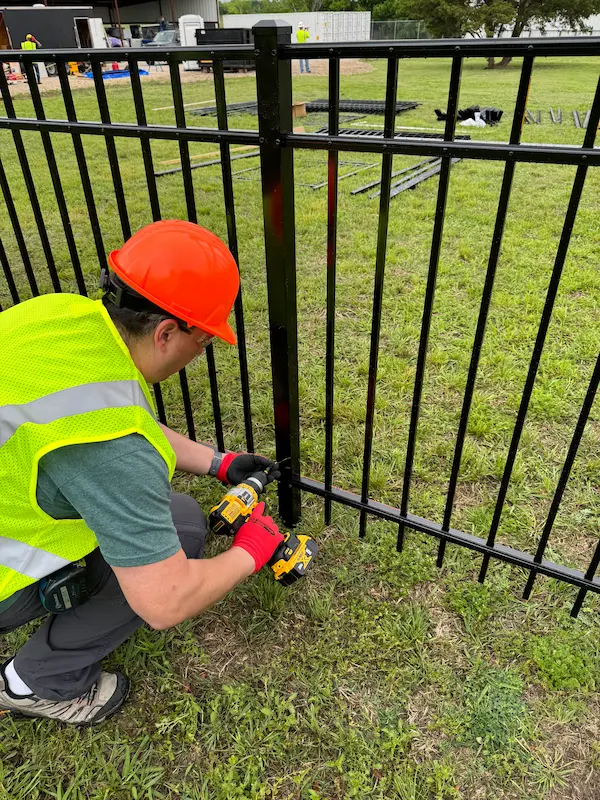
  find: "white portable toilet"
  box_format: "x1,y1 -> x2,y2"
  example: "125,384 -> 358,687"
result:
179,14 -> 204,71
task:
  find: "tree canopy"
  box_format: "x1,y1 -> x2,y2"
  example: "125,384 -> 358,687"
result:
219,0 -> 600,67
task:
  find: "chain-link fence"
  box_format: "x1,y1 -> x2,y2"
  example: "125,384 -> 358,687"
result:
370,20 -> 431,40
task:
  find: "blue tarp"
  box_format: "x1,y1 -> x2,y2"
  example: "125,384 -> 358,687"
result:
83,69 -> 149,80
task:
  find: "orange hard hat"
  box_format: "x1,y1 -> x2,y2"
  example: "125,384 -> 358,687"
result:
108,220 -> 239,345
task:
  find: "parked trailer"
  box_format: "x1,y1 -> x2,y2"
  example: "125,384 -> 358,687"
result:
0,6 -> 108,77
195,27 -> 254,72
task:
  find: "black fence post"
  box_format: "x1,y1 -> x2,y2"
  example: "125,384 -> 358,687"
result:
253,20 -> 301,527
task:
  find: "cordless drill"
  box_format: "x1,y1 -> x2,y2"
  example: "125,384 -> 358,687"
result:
209,466 -> 317,586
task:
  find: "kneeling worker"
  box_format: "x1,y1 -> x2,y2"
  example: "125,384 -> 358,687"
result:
0,220 -> 284,725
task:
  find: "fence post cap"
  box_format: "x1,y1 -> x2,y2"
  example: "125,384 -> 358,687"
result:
252,19 -> 292,41
252,19 -> 292,30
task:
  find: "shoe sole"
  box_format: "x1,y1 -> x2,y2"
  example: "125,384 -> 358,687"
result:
2,675 -> 130,727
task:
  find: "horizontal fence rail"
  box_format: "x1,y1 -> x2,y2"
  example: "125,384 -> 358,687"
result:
1,27 -> 599,617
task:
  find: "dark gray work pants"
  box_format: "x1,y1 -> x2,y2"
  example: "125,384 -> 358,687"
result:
0,493 -> 206,701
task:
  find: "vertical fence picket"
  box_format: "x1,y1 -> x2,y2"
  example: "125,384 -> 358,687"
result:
56,61 -> 107,274
0,67 -> 55,294
438,56 -> 534,568
0,156 -> 38,296
0,236 -> 20,305
91,62 -> 131,242
325,58 -> 340,527
1,40 -> 599,606
479,75 -> 600,583
213,60 -> 254,453
359,57 -> 398,539
397,56 -> 462,551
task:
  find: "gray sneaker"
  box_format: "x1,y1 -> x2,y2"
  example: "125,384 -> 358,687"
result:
0,660 -> 129,726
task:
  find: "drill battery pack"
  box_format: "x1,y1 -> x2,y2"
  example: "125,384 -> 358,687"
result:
269,532 -> 318,586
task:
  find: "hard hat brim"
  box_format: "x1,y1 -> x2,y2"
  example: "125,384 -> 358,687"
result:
108,250 -> 238,345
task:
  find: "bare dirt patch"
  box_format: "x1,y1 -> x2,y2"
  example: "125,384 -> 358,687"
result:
4,58 -> 373,97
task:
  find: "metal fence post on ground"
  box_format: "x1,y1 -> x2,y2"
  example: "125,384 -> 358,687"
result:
253,20 -> 301,527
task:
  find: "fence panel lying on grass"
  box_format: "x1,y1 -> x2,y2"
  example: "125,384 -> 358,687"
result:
1,27 -> 599,616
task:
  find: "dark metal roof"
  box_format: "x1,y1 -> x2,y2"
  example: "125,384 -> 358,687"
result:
1,0 -> 159,8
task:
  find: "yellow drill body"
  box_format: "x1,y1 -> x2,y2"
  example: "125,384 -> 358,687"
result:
208,481 -> 260,535
208,470 -> 318,585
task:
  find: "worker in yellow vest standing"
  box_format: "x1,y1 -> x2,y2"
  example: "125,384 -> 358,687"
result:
0,220 -> 285,725
296,22 -> 311,74
21,33 -> 42,85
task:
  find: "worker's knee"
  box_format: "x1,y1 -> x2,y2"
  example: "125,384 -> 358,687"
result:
170,492 -> 207,559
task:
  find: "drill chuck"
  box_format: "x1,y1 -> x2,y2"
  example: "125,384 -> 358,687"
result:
208,468 -> 317,585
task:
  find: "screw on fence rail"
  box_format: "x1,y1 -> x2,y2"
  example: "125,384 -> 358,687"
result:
213,58 -> 254,453
397,55 -> 462,552
56,62 -> 107,273
0,155 -> 38,297
359,56 -> 399,540
438,56 -> 534,570
479,75 -> 600,584
253,19 -> 301,527
324,56 -> 340,527
91,62 -> 131,242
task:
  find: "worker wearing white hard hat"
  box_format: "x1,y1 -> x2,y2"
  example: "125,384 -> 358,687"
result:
296,22 -> 311,73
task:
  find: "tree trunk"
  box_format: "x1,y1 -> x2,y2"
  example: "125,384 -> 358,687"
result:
486,22 -> 525,68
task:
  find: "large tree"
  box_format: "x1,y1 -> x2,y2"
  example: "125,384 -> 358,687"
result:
390,0 -> 600,66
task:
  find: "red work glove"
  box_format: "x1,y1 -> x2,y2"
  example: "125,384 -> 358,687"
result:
215,452 -> 281,486
232,502 -> 284,574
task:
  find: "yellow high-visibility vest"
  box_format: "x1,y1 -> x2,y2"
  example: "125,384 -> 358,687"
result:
0,294 -> 176,602
21,40 -> 37,50
296,29 -> 310,43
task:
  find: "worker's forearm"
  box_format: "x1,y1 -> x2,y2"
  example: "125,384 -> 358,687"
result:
159,423 -> 215,475
165,548 -> 253,627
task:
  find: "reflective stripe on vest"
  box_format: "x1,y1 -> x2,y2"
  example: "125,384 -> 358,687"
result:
0,380 -> 154,446
0,293 -> 176,603
0,536 -> 70,579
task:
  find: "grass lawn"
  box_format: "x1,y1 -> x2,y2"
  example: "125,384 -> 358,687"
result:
1,53 -> 600,799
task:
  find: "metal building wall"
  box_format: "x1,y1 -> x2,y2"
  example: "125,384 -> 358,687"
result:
96,0 -> 218,25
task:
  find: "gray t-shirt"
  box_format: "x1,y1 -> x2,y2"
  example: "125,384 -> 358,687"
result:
0,434 -> 181,613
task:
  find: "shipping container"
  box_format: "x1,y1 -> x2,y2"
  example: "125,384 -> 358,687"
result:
222,11 -> 371,43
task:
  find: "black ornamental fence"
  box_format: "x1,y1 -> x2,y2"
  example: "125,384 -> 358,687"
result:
1,24 -> 600,616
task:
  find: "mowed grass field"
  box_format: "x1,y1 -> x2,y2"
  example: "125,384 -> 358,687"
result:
1,53 -> 600,799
